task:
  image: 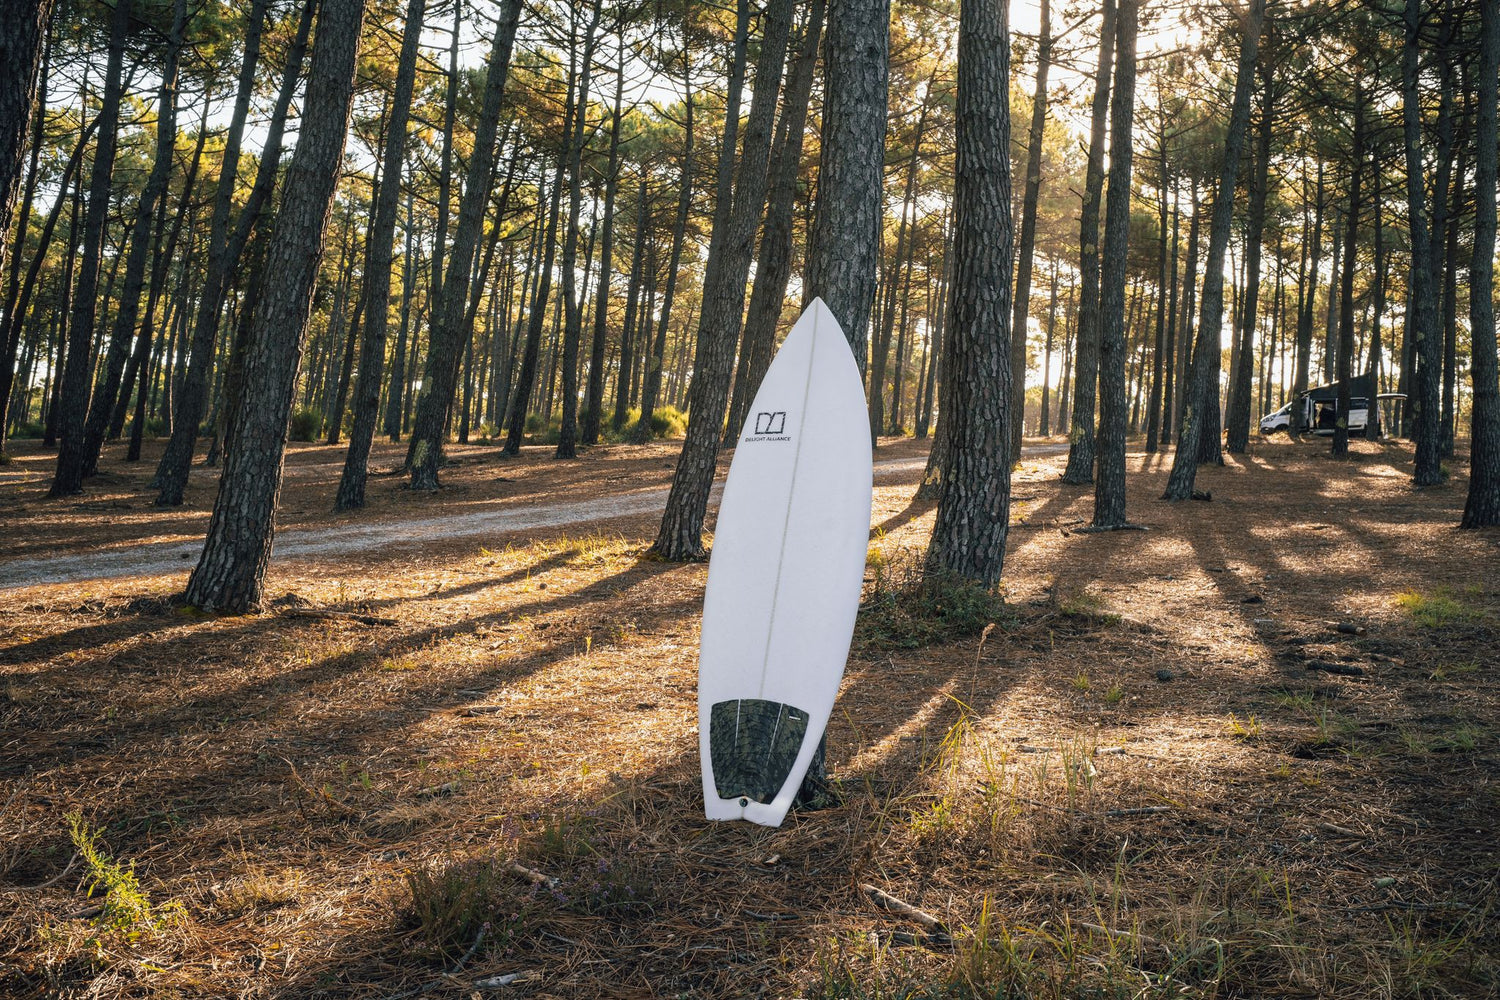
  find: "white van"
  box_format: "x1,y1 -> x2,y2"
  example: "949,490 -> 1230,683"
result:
1260,384 -> 1404,436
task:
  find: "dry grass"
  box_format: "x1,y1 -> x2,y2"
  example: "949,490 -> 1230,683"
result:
1,434 -> 1498,998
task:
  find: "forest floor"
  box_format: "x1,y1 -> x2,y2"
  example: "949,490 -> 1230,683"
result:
1,433 -> 1498,999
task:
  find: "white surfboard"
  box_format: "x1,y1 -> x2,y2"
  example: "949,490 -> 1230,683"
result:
698,298 -> 873,827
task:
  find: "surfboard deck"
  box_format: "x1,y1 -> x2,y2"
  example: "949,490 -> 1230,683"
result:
698,298 -> 873,827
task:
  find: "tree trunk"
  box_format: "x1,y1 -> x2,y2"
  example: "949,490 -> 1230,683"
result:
1060,0 -> 1117,485
1332,99 -> 1362,457
334,0 -> 426,509
1009,0 -> 1051,462
1092,0 -> 1137,528
154,0 -> 312,505
113,100 -> 208,444
0,114 -> 95,453
582,34 -> 629,446
49,0 -> 133,497
654,0 -> 793,558
183,0 -> 368,613
1163,0 -> 1264,500
384,189 -> 419,441
1290,162 -> 1323,439
612,173 -> 649,430
1040,261 -> 1057,437
870,90 -> 932,443
504,157 -> 566,454
431,0 -> 462,310
803,0 -> 888,375
1439,146 -> 1464,456
555,0 -> 605,460
1463,0 -> 1500,527
1146,123 -> 1168,454
1226,67 -> 1274,454
0,0 -> 52,455
1405,0 -> 1442,485
724,0 -> 826,441
924,0 -> 1014,586
630,31 -> 698,447
1173,182 -> 1200,432
408,0 -> 523,487
79,0 -> 186,476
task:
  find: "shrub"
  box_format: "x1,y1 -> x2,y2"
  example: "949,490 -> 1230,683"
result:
11,420 -> 43,439
404,856 -> 532,960
66,812 -> 182,938
856,545 -> 1011,649
288,407 -> 322,442
607,405 -> 688,442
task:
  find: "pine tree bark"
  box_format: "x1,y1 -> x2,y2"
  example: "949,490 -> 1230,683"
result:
1226,67 -> 1274,455
1009,0 -> 1051,462
49,0 -> 133,497
384,188 -> 420,441
724,0 -> 826,441
504,157 -> 565,455
154,0 -> 309,505
1463,0 -> 1500,528
1092,0 -> 1137,529
1289,163 -> 1322,439
654,0 -> 793,559
183,0 -> 368,613
408,0 -> 522,487
582,34 -> 629,446
335,0 -> 426,509
803,0 -> 888,376
630,34 -> 697,447
0,115 -> 94,453
612,173 -> 649,430
1404,0 -> 1442,485
924,0 -> 1014,586
81,0 -> 186,476
0,0 -> 52,450
555,0 -> 604,459
870,86 -> 933,442
1332,98 -> 1362,458
1060,0 -> 1117,485
1163,0 -> 1264,501
113,102 -> 207,444
1145,121 -> 1168,455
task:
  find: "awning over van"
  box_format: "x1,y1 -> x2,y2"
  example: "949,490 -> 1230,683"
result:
1303,372 -> 1375,403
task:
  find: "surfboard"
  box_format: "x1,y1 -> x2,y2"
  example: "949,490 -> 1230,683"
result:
698,297 -> 873,827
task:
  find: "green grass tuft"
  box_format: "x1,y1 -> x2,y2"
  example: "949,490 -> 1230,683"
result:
1395,586 -> 1485,628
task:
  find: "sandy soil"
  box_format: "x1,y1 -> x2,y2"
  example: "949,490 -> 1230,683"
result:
0,439 -> 1063,589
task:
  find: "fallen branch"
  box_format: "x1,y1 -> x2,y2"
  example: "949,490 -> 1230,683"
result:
1306,660 -> 1365,677
280,608 -> 398,627
416,780 -> 461,798
1076,523 -> 1150,533
509,862 -> 559,889
474,972 -> 536,989
861,883 -> 949,938
449,921 -> 489,973
1318,822 -> 1364,839
4,852 -> 77,891
1105,806 -> 1172,817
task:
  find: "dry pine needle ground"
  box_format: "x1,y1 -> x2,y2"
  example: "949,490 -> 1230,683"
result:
1,434 -> 1498,999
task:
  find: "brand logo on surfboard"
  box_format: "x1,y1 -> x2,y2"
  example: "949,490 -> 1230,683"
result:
745,410 -> 791,443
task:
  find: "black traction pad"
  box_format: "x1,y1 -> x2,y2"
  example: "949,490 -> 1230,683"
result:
709,699 -> 810,804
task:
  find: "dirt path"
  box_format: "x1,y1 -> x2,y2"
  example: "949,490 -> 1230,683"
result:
2,450 -> 1071,590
